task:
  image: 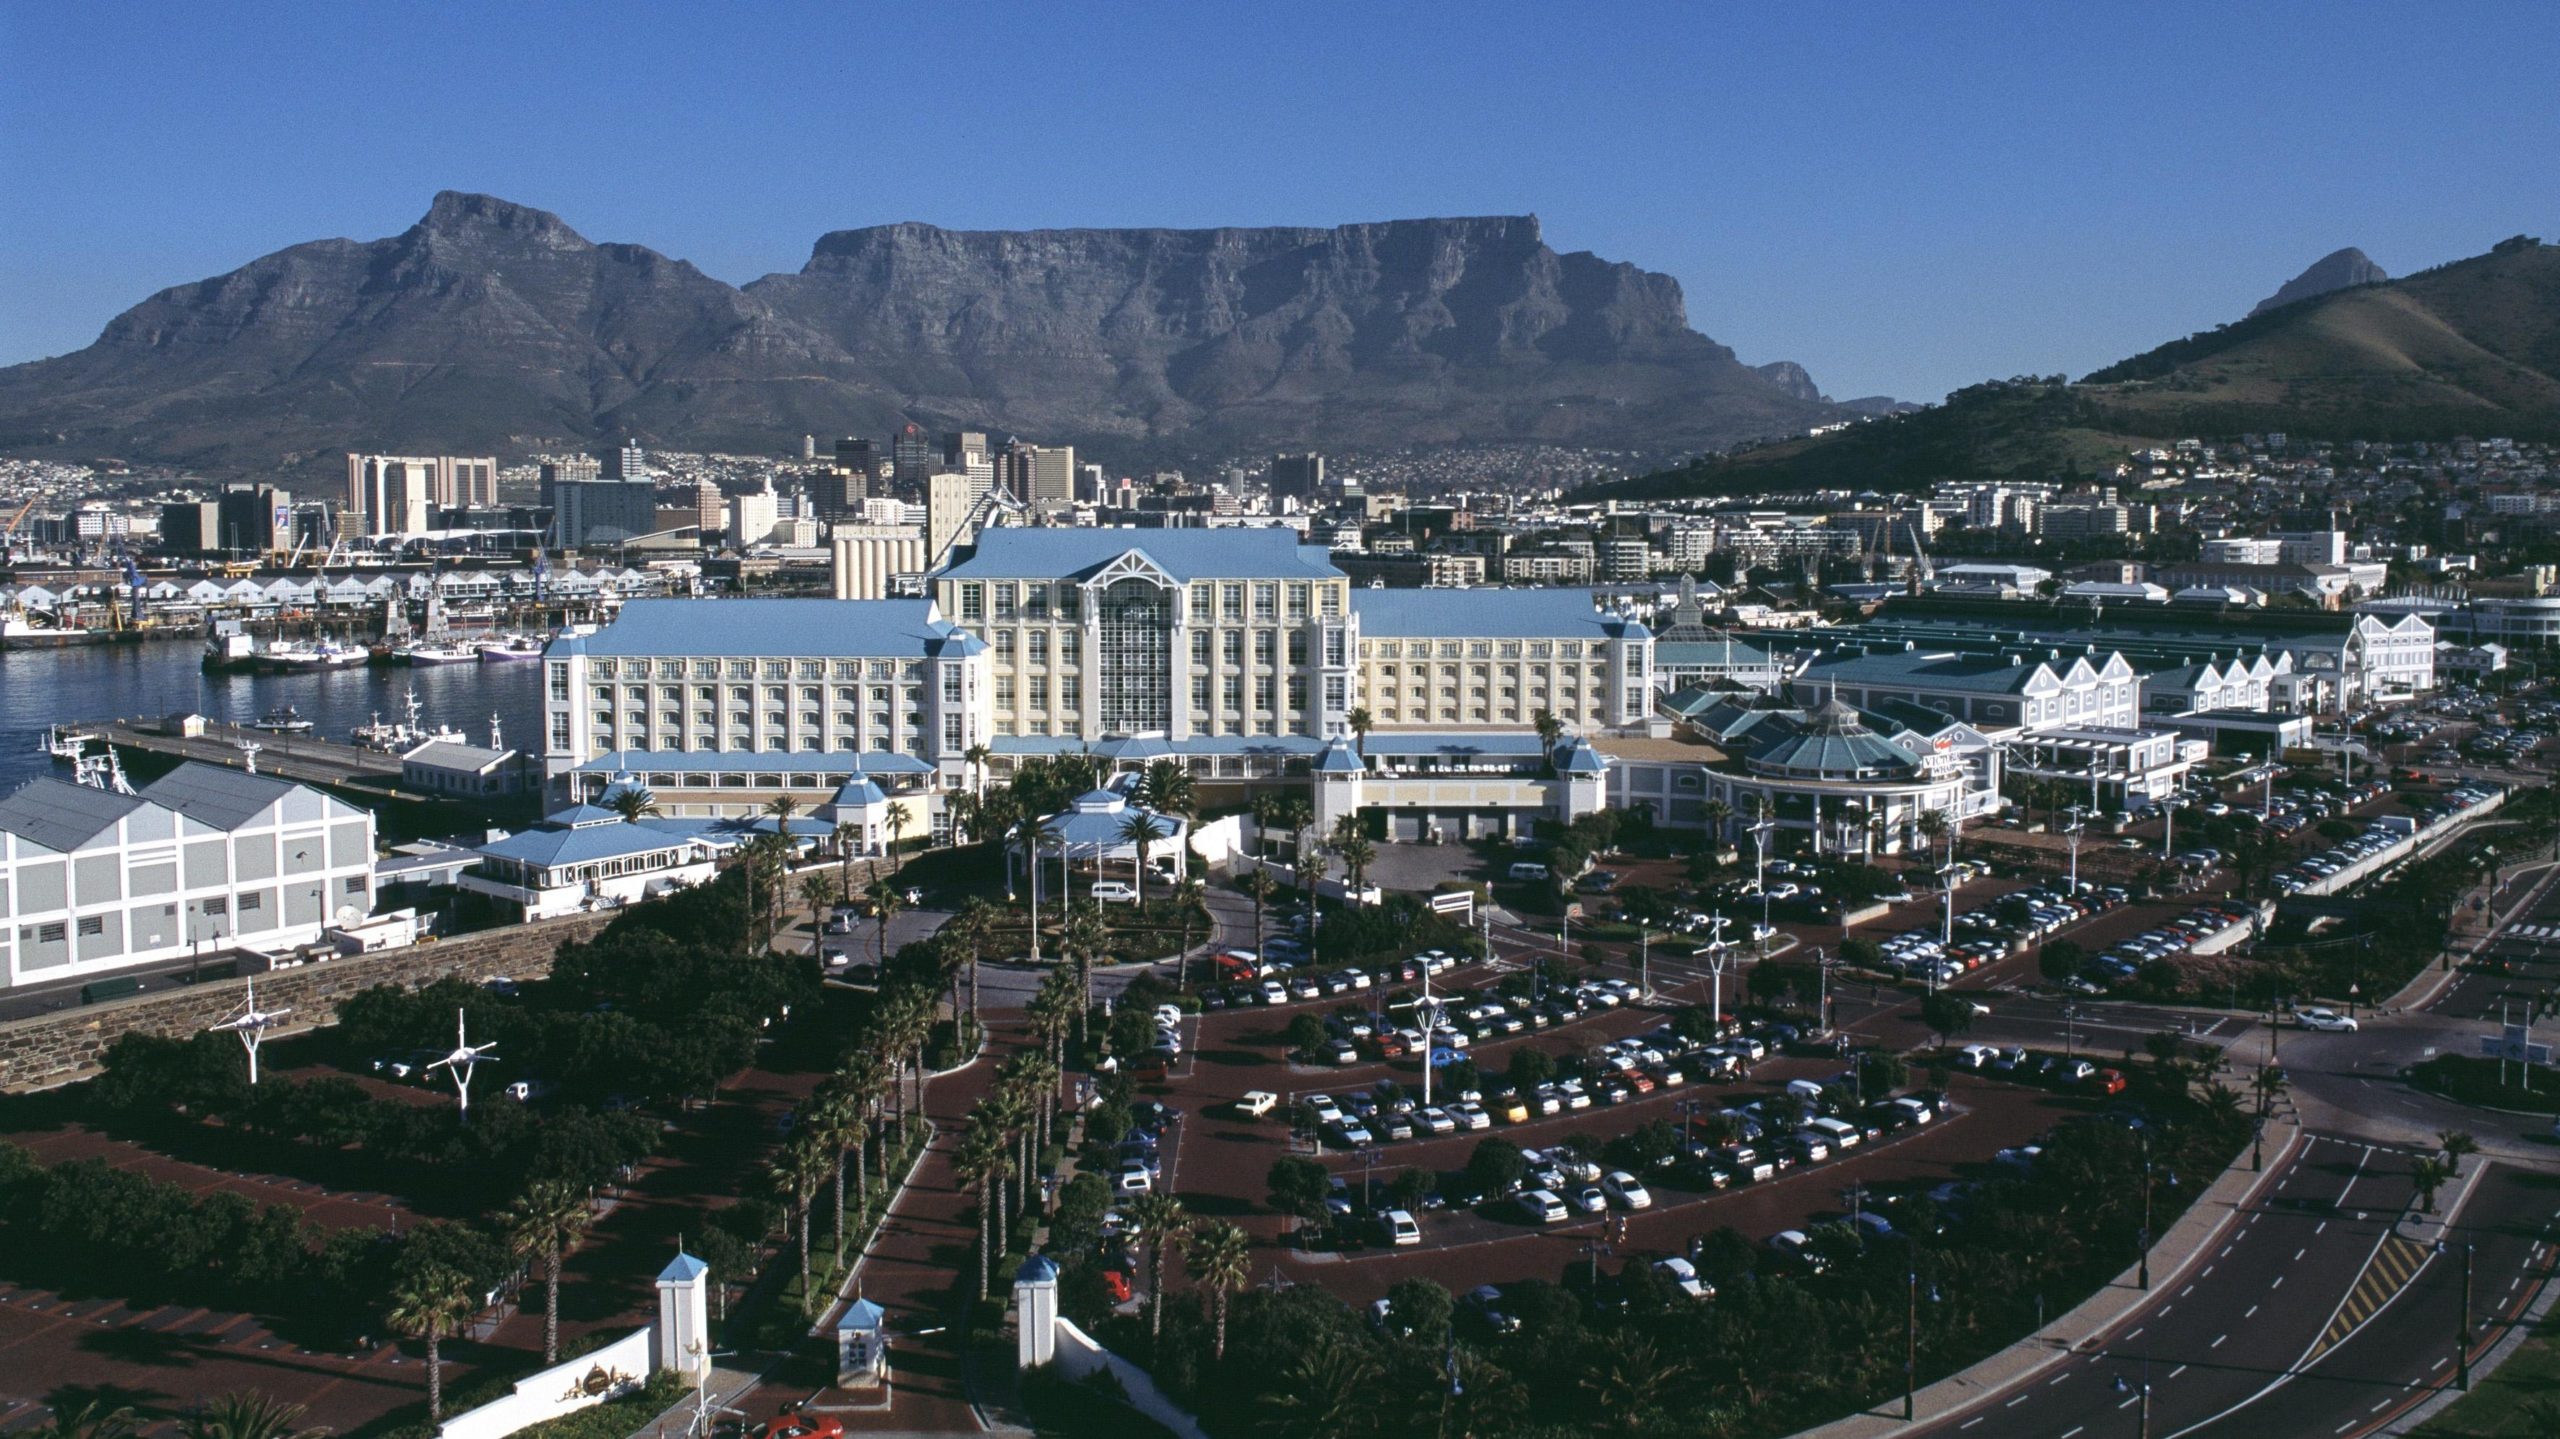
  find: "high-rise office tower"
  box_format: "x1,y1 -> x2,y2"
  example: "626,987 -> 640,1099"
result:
345,453 -> 498,533
892,424 -> 936,485
801,435 -> 817,461
1270,452 -> 1325,504
1001,444 -> 1077,504
604,441 -> 648,481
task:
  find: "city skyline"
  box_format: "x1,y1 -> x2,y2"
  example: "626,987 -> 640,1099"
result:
3,2 -> 2554,406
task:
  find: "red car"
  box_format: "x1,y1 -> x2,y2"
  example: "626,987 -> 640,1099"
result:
753,1411 -> 845,1439
2093,1068 -> 2128,1096
1102,1269 -> 1133,1304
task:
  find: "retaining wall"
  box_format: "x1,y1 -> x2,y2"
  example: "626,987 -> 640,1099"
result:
1054,1316 -> 1211,1439
437,1326 -> 655,1439
0,912 -> 614,1093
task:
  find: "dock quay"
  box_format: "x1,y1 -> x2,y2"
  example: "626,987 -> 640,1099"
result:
64,717 -> 405,793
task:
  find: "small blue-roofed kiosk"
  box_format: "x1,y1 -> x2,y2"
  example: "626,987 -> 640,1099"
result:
835,1294 -> 888,1388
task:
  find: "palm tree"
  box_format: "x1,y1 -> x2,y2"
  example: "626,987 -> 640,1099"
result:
834,819 -> 862,893
1171,875 -> 1207,985
771,1133 -> 833,1300
945,789 -> 981,847
31,1401 -> 138,1439
763,791 -> 802,840
802,1087 -> 864,1270
1533,706 -> 1564,755
1062,903 -> 1107,1054
1330,812 -> 1376,899
1119,810 -> 1172,902
1243,869 -> 1275,951
1916,807 -> 1950,862
956,1121 -> 1014,1301
1125,1190 -> 1192,1343
1258,1331 -> 1383,1438
1580,1334 -> 1691,1435
798,869 -> 841,941
871,884 -> 905,969
950,898 -> 998,1033
2411,1155 -> 2453,1214
1139,758 -> 1197,819
965,741 -> 993,797
602,785 -> 661,823
385,1262 -> 478,1422
178,1392 -> 322,1439
885,800 -> 912,869
1702,797 -> 1734,846
503,1178 -> 598,1365
1347,706 -> 1375,757
1186,1218 -> 1252,1363
2441,1130 -> 2480,1176
1251,791 -> 1282,862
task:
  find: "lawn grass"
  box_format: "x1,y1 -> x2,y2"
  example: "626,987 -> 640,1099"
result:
2413,1307 -> 2560,1436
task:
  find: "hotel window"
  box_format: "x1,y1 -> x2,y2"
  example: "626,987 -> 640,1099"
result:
592,686 -> 614,705
1499,642 -> 1521,658
1320,585 -> 1342,618
996,677 -> 1016,707
657,684 -> 680,702
1191,583 -> 1212,617
728,659 -> 754,678
1287,583 -> 1309,621
1255,676 -> 1276,711
870,686 -> 890,708
834,660 -> 860,679
1057,587 -> 1079,621
1254,631 -> 1276,666
549,664 -> 571,700
798,660 -> 823,679
692,660 -> 718,678
799,686 -> 821,703
1192,677 -> 1211,711
1529,641 -> 1552,658
765,685 -> 787,703
1060,676 -> 1082,710
764,661 -> 789,679
1222,583 -> 1243,617
943,669 -> 963,705
1290,676 -> 1310,711
836,710 -> 858,731
835,685 -> 858,703
1191,631 -> 1211,665
944,715 -> 965,749
1253,583 -> 1276,621
1029,631 -> 1049,663
1223,631 -> 1244,665
1323,631 -> 1345,667
959,583 -> 985,621
1060,632 -> 1081,664
594,660 -> 619,679
995,630 -> 1015,660
1222,676 -> 1243,709
870,660 -> 895,679
994,583 -> 1017,618
1323,677 -> 1346,712
1439,642 -> 1461,658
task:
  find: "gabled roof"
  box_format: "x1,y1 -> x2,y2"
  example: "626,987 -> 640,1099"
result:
140,763 -> 301,831
938,527 -> 1343,583
0,776 -> 147,853
657,1251 -> 709,1284
1801,648 -> 2049,696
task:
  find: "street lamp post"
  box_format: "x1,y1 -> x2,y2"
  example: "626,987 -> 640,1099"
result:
2442,1238 -> 2475,1390
2064,805 -> 2085,893
2062,1003 -> 2080,1060
1750,816 -> 1775,955
1904,1258 -> 1919,1420
1704,913 -> 1734,1035
2137,1128 -> 2154,1290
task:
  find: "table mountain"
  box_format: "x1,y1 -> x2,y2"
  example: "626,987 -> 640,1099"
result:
0,193 -> 1841,477
2249,246 -> 2389,316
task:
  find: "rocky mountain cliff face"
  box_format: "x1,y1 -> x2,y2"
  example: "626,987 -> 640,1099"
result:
0,194 -> 1841,475
2249,246 -> 2389,316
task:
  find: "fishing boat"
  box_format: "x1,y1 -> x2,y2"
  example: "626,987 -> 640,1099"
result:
351,686 -> 468,752
251,705 -> 315,733
395,638 -> 481,665
261,638 -> 369,672
476,633 -> 546,663
201,623 -> 264,673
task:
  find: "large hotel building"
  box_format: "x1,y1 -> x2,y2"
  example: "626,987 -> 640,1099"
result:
544,527 -> 1657,842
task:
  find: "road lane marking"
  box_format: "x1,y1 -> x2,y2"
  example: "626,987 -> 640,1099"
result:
2246,1305 -> 2259,1318
2271,1276 -> 2284,1289
1959,1420 -> 1982,1430
2212,1334 -> 2228,1348
2169,1365 -> 2188,1378
2316,1221 -> 2329,1235
2007,1395 -> 2029,1407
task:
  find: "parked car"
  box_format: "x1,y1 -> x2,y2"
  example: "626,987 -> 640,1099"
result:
1089,881 -> 1140,904
2297,1007 -> 2359,1032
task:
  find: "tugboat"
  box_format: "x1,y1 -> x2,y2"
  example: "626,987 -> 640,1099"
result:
395,638 -> 481,665
261,637 -> 368,672
251,704 -> 315,733
202,620 -> 264,673
350,687 -> 467,753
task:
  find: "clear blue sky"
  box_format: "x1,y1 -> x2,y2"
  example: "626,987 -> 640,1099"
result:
3,1 -> 2553,403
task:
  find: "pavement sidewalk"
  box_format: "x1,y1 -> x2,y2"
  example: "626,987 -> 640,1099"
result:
1791,1122 -> 2306,1439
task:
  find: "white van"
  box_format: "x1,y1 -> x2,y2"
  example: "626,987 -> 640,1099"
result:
1089,881 -> 1140,904
1805,1116 -> 1861,1150
1385,1209 -> 1422,1246
1507,861 -> 1551,881
1520,1189 -> 1568,1224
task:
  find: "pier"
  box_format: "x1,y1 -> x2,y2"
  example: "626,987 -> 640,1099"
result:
63,717 -> 406,795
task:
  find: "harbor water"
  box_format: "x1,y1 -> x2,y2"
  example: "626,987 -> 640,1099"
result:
0,640 -> 547,792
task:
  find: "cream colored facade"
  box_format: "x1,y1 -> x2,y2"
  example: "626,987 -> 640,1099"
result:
829,527 -> 929,600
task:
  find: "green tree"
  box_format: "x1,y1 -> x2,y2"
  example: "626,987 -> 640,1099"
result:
2038,938 -> 2086,985
1186,1218 -> 1253,1364
956,1123 -> 1014,1302
1506,1046 -> 1558,1090
1466,1137 -> 1527,1197
1919,991 -> 1975,1046
177,1392 -> 322,1439
1266,1156 -> 1331,1242
1126,1190 -> 1192,1343
1348,707 -> 1375,757
29,1402 -> 138,1439
502,1178 -> 597,1365
1285,1012 -> 1330,1056
885,800 -> 912,869
1119,811 -> 1172,903
384,1261 -> 477,1422
769,1133 -> 832,1300
2440,1130 -> 2480,1176
1381,1276 -> 1453,1340
602,785 -> 661,823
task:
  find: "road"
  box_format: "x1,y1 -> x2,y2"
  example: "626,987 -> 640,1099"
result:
1914,1134 -> 2421,1438
1908,1148 -> 2560,1439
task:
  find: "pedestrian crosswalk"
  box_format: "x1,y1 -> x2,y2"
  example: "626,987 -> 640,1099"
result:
2311,1235 -> 2430,1360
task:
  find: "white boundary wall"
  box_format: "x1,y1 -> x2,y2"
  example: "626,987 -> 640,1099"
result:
438,1326 -> 655,1439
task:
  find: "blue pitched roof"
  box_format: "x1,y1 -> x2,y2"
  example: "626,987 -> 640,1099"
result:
1353,588 -> 1621,639
561,598 -> 955,658
989,735 -> 1325,759
572,750 -> 935,776
1561,741 -> 1608,774
1314,740 -> 1364,773
836,1296 -> 886,1332
938,527 -> 1342,583
658,1251 -> 709,1284
478,820 -> 710,869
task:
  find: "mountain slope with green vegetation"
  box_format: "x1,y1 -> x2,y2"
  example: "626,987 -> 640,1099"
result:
1591,235 -> 2559,502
